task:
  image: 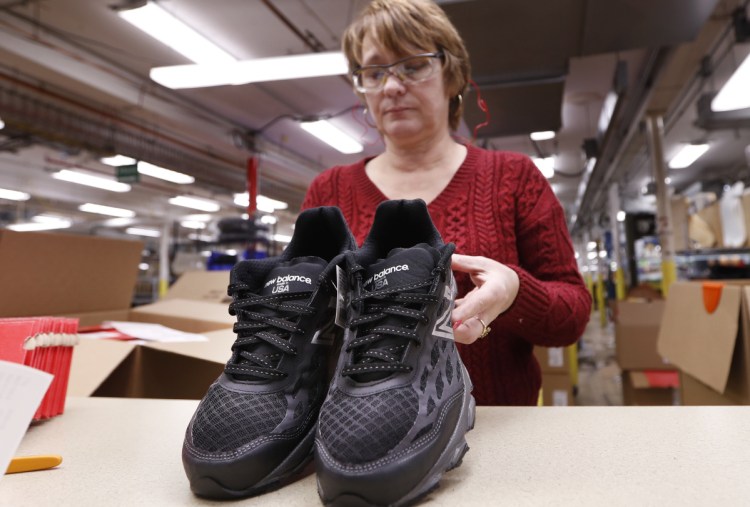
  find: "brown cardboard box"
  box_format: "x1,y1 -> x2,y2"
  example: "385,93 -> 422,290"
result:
622,370 -> 679,406
680,371 -> 737,405
0,230 -> 142,318
68,328 -> 234,399
161,270 -> 231,304
533,346 -> 571,374
657,281 -> 750,405
541,372 -> 574,406
0,230 -> 235,398
695,201 -> 723,248
615,300 -> 671,370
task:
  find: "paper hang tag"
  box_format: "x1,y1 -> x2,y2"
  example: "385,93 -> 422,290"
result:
334,265 -> 350,328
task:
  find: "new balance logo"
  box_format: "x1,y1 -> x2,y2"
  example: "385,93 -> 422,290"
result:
264,273 -> 313,294
364,264 -> 409,290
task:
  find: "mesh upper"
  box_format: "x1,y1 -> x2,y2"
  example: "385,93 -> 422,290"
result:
191,384 -> 287,453
319,387 -> 419,464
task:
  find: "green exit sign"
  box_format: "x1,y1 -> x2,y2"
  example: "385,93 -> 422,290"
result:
116,164 -> 139,183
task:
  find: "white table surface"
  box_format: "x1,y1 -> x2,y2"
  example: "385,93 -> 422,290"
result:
2,397 -> 750,506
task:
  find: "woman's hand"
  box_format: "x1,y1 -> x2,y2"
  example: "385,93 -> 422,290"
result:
450,254 -> 520,344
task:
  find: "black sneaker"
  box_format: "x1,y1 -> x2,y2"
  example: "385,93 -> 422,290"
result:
315,199 -> 476,507
182,206 -> 356,499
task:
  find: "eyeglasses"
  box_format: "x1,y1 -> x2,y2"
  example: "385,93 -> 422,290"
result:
352,52 -> 444,93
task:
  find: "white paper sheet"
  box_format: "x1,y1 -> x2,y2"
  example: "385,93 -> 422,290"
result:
104,322 -> 208,343
0,360 -> 53,481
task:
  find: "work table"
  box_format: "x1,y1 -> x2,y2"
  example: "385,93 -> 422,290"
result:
3,397 -> 750,506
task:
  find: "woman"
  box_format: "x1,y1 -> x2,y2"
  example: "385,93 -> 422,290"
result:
302,0 -> 592,405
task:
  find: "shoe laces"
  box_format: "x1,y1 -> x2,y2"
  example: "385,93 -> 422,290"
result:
342,273 -> 440,377
225,282 -> 316,381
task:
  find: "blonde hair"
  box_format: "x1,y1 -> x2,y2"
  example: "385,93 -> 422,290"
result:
342,0 -> 471,131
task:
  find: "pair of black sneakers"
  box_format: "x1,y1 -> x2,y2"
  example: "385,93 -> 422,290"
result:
182,199 -> 476,506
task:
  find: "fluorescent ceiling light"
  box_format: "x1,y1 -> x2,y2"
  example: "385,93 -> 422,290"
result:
532,157 -> 555,179
168,195 -> 220,212
587,251 -> 598,260
711,53 -> 750,112
180,220 -> 205,229
530,131 -> 555,141
8,219 -> 71,232
139,263 -> 150,271
598,91 -> 618,135
300,120 -> 363,154
587,241 -> 597,251
100,155 -> 136,166
258,195 -> 288,210
181,214 -> 212,222
0,116 -> 5,130
0,187 -> 30,201
150,51 -> 347,89
138,162 -> 195,184
234,193 -> 288,213
103,217 -> 136,227
117,2 -> 235,65
32,214 -> 68,224
126,227 -> 161,238
79,203 -> 136,218
273,234 -> 292,244
617,211 -> 626,222
668,144 -> 710,169
260,215 -> 277,225
52,169 -> 131,192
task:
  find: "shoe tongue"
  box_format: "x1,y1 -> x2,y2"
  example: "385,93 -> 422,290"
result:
353,244 -> 440,383
363,244 -> 438,292
260,256 -> 326,296
231,256 -> 326,382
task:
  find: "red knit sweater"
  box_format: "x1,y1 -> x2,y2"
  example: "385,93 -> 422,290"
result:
302,144 -> 592,405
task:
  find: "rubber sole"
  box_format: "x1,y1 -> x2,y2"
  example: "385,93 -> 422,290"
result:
188,422 -> 317,500
322,365 -> 477,507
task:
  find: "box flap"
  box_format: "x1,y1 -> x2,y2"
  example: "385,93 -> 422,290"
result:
67,338 -> 137,396
162,270 -> 231,304
657,282 -> 740,393
143,328 -> 235,363
0,230 -> 143,317
130,299 -> 234,333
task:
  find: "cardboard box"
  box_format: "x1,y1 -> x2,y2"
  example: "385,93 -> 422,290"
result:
680,371 -> 737,405
129,299 -> 234,333
0,230 -> 235,399
68,328 -> 234,399
0,230 -> 142,318
541,372 -> 574,406
657,281 -> 750,405
622,370 -> 679,406
695,201 -> 723,248
161,270 -> 231,304
534,346 -> 571,374
615,300 -> 671,370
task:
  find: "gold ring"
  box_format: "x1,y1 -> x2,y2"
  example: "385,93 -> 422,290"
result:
476,317 -> 491,339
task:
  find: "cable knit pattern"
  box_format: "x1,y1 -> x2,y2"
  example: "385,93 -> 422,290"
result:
302,144 -> 592,405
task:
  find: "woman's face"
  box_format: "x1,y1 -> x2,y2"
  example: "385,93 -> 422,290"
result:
359,33 -> 451,145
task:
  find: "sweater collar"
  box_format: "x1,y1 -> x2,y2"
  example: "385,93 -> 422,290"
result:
354,143 -> 481,208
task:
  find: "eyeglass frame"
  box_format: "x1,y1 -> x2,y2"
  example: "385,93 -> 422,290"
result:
351,51 -> 445,93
